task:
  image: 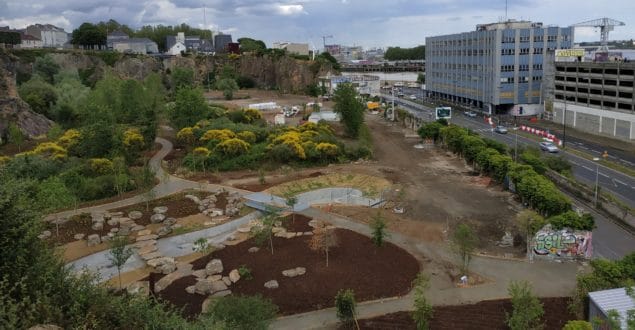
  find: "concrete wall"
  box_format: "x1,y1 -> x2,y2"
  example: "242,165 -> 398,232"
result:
552,101 -> 635,141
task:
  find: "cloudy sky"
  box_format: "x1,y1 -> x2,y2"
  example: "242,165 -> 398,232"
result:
1,0 -> 634,49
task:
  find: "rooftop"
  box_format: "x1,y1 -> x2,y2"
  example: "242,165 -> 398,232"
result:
589,287 -> 635,328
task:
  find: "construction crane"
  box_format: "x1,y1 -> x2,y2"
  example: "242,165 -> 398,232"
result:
572,17 -> 625,52
322,35 -> 333,51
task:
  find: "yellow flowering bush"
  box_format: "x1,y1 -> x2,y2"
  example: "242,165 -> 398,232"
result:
30,142 -> 68,160
268,131 -> 306,159
192,147 -> 211,157
176,127 -> 196,145
237,131 -> 257,144
57,129 -> 81,149
123,128 -> 145,149
244,109 -> 262,123
216,138 -> 250,156
200,129 -> 236,142
316,142 -> 339,157
0,156 -> 10,166
89,158 -> 114,174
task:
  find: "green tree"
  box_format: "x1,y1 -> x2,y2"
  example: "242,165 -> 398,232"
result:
171,67 -> 194,90
252,207 -> 284,255
335,289 -> 358,327
7,123 -> 25,152
216,78 -> 239,100
0,31 -> 21,45
417,122 -> 444,143
563,320 -> 593,330
515,210 -> 546,260
33,55 -> 60,84
417,73 -> 425,84
370,211 -> 389,247
284,191 -> 298,223
237,37 -> 266,53
506,281 -> 544,330
170,87 -> 211,129
71,22 -> 106,48
451,223 -> 479,274
384,45 -> 426,60
318,52 -> 340,70
205,294 -> 278,330
108,235 -> 133,290
18,75 -> 58,117
412,273 -> 433,330
333,82 -> 365,137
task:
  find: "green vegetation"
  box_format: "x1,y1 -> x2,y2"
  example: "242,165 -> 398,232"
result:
384,45 -> 425,60
237,265 -> 253,280
506,281 -> 544,330
238,38 -> 267,53
562,320 -> 593,330
108,236 -> 133,290
412,273 -> 433,330
205,295 -> 278,330
251,207 -> 284,254
370,211 -> 389,247
0,31 -> 20,45
450,223 -> 479,274
515,210 -> 546,258
333,82 -> 365,137
335,289 -> 358,326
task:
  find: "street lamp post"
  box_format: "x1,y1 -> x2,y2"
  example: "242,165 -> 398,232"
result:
593,157 -> 600,206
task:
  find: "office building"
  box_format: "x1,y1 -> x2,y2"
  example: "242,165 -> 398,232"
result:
425,20 -> 573,115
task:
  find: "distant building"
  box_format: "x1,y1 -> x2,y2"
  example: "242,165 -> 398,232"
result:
319,74 -> 381,96
226,42 -> 240,54
112,38 -> 158,54
25,24 -> 68,48
107,31 -> 129,49
545,50 -> 635,141
166,32 -> 208,53
588,287 -> 635,329
167,41 -> 186,56
214,33 -> 232,53
272,42 -> 309,56
20,34 -> 42,48
426,20 -> 573,115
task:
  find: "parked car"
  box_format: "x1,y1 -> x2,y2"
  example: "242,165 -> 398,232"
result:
409,95 -> 417,100
539,141 -> 559,153
494,125 -> 508,134
464,111 -> 477,118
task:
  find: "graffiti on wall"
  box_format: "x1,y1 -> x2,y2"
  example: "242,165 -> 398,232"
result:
533,228 -> 593,260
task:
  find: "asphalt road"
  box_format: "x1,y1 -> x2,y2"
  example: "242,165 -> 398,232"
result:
383,93 -> 635,209
382,92 -> 635,260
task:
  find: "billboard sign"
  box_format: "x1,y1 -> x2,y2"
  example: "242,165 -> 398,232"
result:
555,49 -> 585,58
435,107 -> 451,120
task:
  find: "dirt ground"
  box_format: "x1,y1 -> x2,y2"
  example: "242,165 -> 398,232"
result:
157,216 -> 420,318
354,297 -> 578,330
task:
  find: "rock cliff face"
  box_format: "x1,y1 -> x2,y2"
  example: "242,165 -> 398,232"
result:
0,52 -> 52,138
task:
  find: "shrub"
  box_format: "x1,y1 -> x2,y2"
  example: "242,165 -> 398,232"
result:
237,265 -> 253,280
548,211 -> 595,231
563,320 -> 593,330
206,295 -> 278,330
89,158 -> 114,175
29,142 -> 68,160
216,138 -> 250,156
315,142 -> 339,159
506,280 -> 544,330
56,129 -> 81,149
237,131 -> 257,144
176,127 -> 196,145
200,129 -> 236,142
335,289 -> 357,325
236,76 -> 256,89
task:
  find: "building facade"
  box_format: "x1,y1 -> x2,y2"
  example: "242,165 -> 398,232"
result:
20,34 -> 42,48
112,38 -> 158,54
272,42 -> 309,56
25,24 -> 68,48
425,20 -> 573,115
549,59 -> 635,141
319,74 -> 381,97
214,33 -> 232,53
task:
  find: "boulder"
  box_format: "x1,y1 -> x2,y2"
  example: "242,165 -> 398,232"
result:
164,217 -> 177,226
229,269 -> 240,283
91,222 -> 104,231
237,226 -> 252,233
210,280 -> 228,293
126,281 -> 149,295
264,280 -> 279,289
153,206 -> 168,214
128,211 -> 143,220
110,211 -> 124,217
110,227 -> 119,233
87,234 -> 101,246
101,235 -> 111,242
137,229 -> 152,236
157,226 -> 172,237
73,233 -> 85,240
184,194 -> 201,204
38,230 -> 52,240
195,280 -> 214,295
138,244 -> 158,256
150,214 -> 166,224
117,227 -> 130,236
136,234 -> 158,242
134,240 -> 156,249
158,261 -> 177,274
296,267 -> 306,275
192,269 -> 207,279
201,296 -> 214,313
222,276 -> 232,286
131,225 -> 145,232
141,252 -> 162,261
185,285 -> 196,294
282,269 -> 298,277
107,219 -> 119,226
207,275 -> 222,282
248,247 -> 260,253
155,267 -> 193,292
212,289 -> 232,297
304,232 -> 313,236
147,257 -> 175,268
205,259 -> 223,275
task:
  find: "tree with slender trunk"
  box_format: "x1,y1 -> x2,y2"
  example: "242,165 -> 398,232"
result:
252,206 -> 284,255
515,210 -> 546,261
412,272 -> 433,330
309,221 -> 339,267
284,191 -> 298,224
506,280 -> 544,330
370,211 -> 389,248
108,235 -> 133,290
450,223 -> 479,274
335,289 -> 359,329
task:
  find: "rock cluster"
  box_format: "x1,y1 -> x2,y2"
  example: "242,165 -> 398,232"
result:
282,267 -> 307,278
184,258 -> 247,299
132,229 -> 177,274
185,190 -> 244,226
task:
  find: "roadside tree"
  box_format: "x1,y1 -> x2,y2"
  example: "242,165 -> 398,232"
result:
333,83 -> 365,138
515,210 -> 546,260
451,223 -> 479,274
370,211 -> 389,247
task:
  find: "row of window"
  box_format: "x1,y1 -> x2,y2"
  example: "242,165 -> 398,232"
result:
554,93 -> 634,110
556,66 -> 635,75
500,35 -> 568,43
555,76 -> 634,87
500,76 -> 542,84
556,85 -> 634,98
500,64 -> 543,72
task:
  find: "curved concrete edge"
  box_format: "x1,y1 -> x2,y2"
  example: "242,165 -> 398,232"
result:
245,187 -> 384,213
67,211 -> 261,281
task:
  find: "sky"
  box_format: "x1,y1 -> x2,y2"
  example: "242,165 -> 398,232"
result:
1,0 -> 634,49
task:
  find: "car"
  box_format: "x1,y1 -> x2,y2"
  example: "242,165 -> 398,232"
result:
397,92 -> 404,97
539,141 -> 559,153
494,125 -> 508,134
464,111 -> 477,118
409,95 -> 417,100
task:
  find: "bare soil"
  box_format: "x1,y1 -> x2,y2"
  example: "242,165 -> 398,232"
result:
157,216 -> 420,318
354,297 -> 577,330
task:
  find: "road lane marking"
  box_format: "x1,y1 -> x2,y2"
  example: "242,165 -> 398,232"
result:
600,172 -> 609,178
582,165 -> 593,171
614,179 -> 627,186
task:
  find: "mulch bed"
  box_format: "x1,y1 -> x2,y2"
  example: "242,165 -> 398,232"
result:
158,216 -> 420,318
282,213 -> 313,232
354,297 -> 578,330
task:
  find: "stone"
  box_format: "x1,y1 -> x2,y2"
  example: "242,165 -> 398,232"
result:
198,205 -> 206,212
208,209 -> 223,217
229,269 -> 240,283
87,234 -> 101,246
205,259 -> 223,275
141,252 -> 162,261
282,269 -> 298,277
117,227 -> 130,236
201,296 -> 214,313
248,247 -> 260,253
131,225 -> 145,232
225,234 -> 236,242
176,262 -> 193,272
192,269 -> 207,278
138,244 -> 158,255
164,217 -> 177,226
210,280 -> 228,293
264,280 -> 279,289
110,211 -> 124,217
91,213 -> 105,223
38,230 -> 52,240
101,235 -> 111,242
136,234 -> 158,242
126,281 -> 149,295
110,227 -> 119,233
212,289 -> 231,297
295,267 -> 306,275
91,222 -> 104,231
285,232 -> 296,239
308,220 -> 318,228
207,274 -> 222,282
128,211 -> 143,220
150,214 -> 166,224
222,276 -> 232,286
272,227 -> 285,234
157,226 -> 172,237
155,266 -> 193,292
304,232 -> 313,236
134,240 -> 156,249
172,224 -> 183,229
137,229 -> 152,236
117,217 -> 134,226
185,285 -> 196,294
147,257 -> 175,268
73,233 -> 85,240
237,226 -> 251,233
107,232 -> 116,238
153,206 -> 168,214
184,194 -> 201,204
194,279 -> 214,295
158,261 -> 177,274
107,219 -> 119,226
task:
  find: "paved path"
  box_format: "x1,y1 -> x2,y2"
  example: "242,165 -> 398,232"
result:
46,137 -> 249,221
271,208 -> 580,330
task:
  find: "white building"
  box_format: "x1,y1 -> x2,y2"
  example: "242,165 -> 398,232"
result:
319,74 -> 381,97
272,42 -> 309,56
25,24 -> 68,48
20,34 -> 42,48
167,41 -> 187,56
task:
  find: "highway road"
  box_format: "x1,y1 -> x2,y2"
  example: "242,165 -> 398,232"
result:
381,92 -> 635,260
382,93 -> 635,208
